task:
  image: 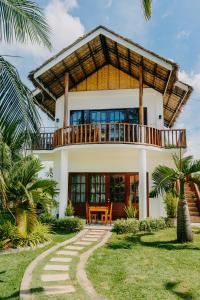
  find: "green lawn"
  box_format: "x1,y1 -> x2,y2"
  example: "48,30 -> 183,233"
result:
87,228 -> 200,300
0,232 -> 75,300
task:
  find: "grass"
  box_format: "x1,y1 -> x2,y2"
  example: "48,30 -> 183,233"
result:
0,232 -> 75,300
87,228 -> 200,300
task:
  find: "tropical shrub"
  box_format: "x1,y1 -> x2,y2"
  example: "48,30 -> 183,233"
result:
113,218 -> 139,234
0,221 -> 18,248
39,213 -> 57,226
65,200 -> 74,217
163,192 -> 178,218
139,218 -> 166,232
16,223 -> 51,248
0,222 -> 51,249
124,205 -> 138,218
55,217 -> 84,233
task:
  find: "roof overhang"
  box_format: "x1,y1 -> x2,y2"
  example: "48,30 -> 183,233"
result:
29,26 -> 193,127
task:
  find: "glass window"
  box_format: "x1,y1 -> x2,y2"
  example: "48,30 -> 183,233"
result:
71,175 -> 86,203
90,175 -> 106,204
110,175 -> 126,202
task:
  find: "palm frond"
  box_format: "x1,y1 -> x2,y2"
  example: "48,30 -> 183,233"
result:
0,0 -> 51,48
142,0 -> 152,20
150,165 -> 178,197
0,57 -> 41,145
10,156 -> 42,187
184,159 -> 200,176
188,175 -> 200,187
0,119 -> 27,159
0,171 -> 7,208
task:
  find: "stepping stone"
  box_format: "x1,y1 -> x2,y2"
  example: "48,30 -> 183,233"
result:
56,250 -> 78,256
90,230 -> 104,234
85,235 -> 100,238
44,264 -> 69,271
64,245 -> 84,251
82,238 -> 98,242
89,232 -> 104,235
44,285 -> 75,295
41,273 -> 69,282
50,257 -> 72,263
74,241 -> 92,246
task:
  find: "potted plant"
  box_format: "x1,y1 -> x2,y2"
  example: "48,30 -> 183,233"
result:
65,200 -> 74,218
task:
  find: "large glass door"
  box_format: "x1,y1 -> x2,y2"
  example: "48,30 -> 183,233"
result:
108,110 -> 126,141
110,175 -> 126,202
90,175 -> 106,204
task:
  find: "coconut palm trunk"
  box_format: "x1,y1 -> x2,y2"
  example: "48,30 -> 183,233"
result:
177,179 -> 193,242
16,205 -> 27,237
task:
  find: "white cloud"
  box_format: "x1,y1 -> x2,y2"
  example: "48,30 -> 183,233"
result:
176,30 -> 191,40
176,70 -> 200,158
179,70 -> 200,92
1,0 -> 85,61
106,0 -> 112,8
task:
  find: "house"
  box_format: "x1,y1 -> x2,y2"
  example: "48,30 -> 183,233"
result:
29,26 -> 194,220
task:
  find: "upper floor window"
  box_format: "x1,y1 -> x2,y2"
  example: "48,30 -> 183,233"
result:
70,108 -> 147,125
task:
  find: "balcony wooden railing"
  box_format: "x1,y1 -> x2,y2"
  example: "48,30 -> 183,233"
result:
32,123 -> 187,150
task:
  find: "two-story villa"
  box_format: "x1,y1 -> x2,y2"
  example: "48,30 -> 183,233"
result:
30,26 -> 194,220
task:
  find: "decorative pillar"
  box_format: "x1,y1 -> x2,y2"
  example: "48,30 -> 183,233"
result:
55,149 -> 69,218
59,149 -> 69,218
139,149 -> 147,219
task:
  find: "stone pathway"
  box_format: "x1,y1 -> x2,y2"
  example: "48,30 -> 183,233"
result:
20,227 -> 111,299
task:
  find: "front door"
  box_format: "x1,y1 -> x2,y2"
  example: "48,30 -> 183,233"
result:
69,172 -> 148,219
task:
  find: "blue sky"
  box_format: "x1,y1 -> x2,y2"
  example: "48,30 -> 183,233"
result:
2,0 -> 200,156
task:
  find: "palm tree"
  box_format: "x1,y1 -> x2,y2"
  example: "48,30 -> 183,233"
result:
0,0 -> 51,143
0,143 -> 57,236
150,154 -> 200,243
142,0 -> 152,20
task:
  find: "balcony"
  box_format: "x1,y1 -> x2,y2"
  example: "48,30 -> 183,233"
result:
32,123 -> 187,150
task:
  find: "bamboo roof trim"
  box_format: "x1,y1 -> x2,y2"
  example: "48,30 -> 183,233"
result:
29,26 -> 193,127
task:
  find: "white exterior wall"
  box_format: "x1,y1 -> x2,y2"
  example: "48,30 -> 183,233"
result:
36,146 -> 178,219
55,88 -> 164,129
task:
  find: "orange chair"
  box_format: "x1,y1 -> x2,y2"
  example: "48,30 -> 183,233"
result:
101,202 -> 113,225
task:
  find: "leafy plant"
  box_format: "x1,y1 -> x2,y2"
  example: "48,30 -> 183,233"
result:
112,219 -> 139,234
0,221 -> 19,249
139,218 -> 166,232
124,205 -> 138,218
55,217 -> 84,233
163,192 -> 178,218
65,200 -> 74,217
39,213 -> 57,226
16,223 -> 51,248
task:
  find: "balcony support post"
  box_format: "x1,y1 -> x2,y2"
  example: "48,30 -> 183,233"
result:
63,73 -> 69,128
139,62 -> 143,125
139,149 -> 147,219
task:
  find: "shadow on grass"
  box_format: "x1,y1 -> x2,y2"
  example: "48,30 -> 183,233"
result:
0,270 -> 6,282
107,232 -> 200,251
164,281 -> 194,299
0,287 -> 44,300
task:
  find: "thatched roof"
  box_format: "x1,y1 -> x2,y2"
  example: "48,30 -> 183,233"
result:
29,26 -> 193,127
